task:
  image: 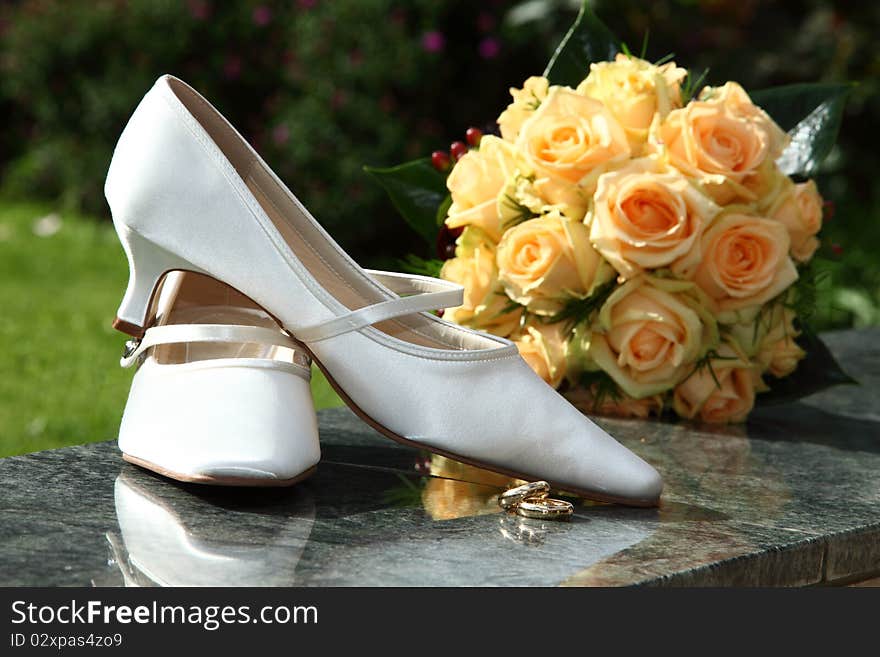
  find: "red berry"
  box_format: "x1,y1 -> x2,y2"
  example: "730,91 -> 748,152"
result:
450,141 -> 468,161
831,242 -> 844,256
436,223 -> 464,260
465,127 -> 483,147
431,150 -> 451,172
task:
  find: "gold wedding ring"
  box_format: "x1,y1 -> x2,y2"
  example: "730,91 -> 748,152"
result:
498,481 -> 574,522
498,480 -> 550,510
515,498 -> 574,520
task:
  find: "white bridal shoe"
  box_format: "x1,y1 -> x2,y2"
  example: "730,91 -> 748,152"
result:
117,272 -> 320,486
106,75 -> 663,506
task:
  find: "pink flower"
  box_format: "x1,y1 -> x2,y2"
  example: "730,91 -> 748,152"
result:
187,0 -> 210,21
272,124 -> 289,146
331,90 -> 348,110
421,30 -> 445,53
380,94 -> 396,113
252,6 -> 272,26
478,37 -> 500,59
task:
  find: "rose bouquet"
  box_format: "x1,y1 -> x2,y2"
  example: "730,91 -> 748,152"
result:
368,2 -> 853,423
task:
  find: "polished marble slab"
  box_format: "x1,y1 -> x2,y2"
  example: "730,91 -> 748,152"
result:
1,328 -> 878,587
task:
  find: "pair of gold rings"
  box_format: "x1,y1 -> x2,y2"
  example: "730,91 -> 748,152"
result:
498,481 -> 574,521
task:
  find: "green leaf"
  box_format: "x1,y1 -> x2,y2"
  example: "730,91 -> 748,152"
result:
543,278 -> 616,329
751,83 -> 852,177
577,370 -> 622,408
396,254 -> 444,278
756,331 -> 857,406
543,1 -> 620,87
435,193 -> 452,227
364,159 -> 447,245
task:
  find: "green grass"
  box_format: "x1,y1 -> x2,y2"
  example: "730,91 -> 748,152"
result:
0,199 -> 341,458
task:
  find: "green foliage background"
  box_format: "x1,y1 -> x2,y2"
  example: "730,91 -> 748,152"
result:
0,0 -> 876,455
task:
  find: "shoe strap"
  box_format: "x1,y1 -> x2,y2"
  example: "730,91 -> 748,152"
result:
293,269 -> 463,344
120,324 -> 305,369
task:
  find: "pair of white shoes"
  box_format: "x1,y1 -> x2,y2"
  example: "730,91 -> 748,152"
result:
111,75 -> 663,506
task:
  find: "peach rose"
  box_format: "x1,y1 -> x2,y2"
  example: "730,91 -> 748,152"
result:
673,341 -> 761,423
513,320 -> 569,388
497,76 -> 550,142
654,82 -> 788,204
728,305 -> 806,379
590,157 -> 720,279
758,311 -> 806,379
761,334 -> 806,379
693,212 -> 799,321
518,86 -> 630,194
532,176 -> 592,222
440,227 -> 522,337
496,210 -> 613,315
497,174 -> 545,229
590,277 -> 718,398
742,159 -> 788,208
445,136 -> 520,242
767,179 -> 823,263
577,54 -> 687,152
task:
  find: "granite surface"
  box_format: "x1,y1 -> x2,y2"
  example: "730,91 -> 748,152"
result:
1,328 -> 878,587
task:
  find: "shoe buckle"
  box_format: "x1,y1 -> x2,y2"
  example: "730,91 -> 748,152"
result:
122,338 -> 141,360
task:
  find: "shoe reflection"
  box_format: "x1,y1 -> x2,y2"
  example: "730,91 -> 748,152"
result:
106,470 -> 315,587
421,455 -> 657,558
419,454 -> 523,521
420,454 -> 607,519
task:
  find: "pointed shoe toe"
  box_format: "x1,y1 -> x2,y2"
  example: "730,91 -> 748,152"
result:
570,429 -> 663,506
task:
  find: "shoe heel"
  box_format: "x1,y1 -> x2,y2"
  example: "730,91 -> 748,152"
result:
113,226 -> 201,337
